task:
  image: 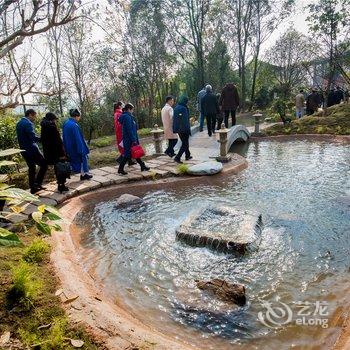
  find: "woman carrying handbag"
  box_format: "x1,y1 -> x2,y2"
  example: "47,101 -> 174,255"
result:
117,103 -> 150,175
40,112 -> 70,193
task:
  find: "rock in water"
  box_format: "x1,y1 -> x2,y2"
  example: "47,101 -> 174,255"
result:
115,194 -> 142,207
187,161 -> 223,176
196,279 -> 246,306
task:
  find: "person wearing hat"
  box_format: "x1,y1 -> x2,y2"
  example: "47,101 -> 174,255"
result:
40,112 -> 69,193
62,109 -> 92,180
117,103 -> 150,175
16,108 -> 48,194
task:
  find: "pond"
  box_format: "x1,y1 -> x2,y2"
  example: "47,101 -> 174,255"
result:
77,139 -> 350,350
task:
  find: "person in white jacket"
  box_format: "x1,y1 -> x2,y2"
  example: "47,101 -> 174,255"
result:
161,96 -> 177,157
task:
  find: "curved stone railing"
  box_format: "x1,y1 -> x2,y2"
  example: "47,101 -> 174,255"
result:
226,125 -> 251,152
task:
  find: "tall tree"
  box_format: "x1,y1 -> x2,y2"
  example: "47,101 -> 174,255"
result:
265,29 -> 311,99
307,0 -> 350,105
164,0 -> 210,89
250,0 -> 294,105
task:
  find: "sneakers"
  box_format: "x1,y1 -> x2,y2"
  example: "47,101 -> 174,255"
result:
80,174 -> 93,181
185,156 -> 193,161
118,169 -> 128,175
174,158 -> 183,164
165,151 -> 175,158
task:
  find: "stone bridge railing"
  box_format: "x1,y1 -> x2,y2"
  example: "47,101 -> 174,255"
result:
217,124 -> 250,162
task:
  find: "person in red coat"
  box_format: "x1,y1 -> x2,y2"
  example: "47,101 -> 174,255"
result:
114,101 -> 124,163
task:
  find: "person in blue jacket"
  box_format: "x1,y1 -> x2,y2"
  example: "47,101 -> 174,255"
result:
173,95 -> 192,164
16,109 -> 47,194
62,109 -> 92,181
117,103 -> 150,175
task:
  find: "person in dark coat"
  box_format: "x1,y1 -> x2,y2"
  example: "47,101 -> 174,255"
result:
327,89 -> 336,107
201,85 -> 220,137
306,89 -> 321,115
173,95 -> 192,164
334,86 -> 344,105
16,109 -> 47,194
219,83 -> 240,128
40,112 -> 68,193
62,109 -> 92,181
117,103 -> 150,175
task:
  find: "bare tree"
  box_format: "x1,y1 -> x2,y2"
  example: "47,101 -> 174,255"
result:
164,0 -> 210,89
265,29 -> 311,98
0,0 -> 79,59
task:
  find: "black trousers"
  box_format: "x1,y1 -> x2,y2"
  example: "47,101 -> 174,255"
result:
165,139 -> 177,156
118,156 -> 144,171
22,151 -> 48,189
206,114 -> 217,136
224,109 -> 237,128
53,163 -> 67,186
217,115 -> 223,130
175,133 -> 190,160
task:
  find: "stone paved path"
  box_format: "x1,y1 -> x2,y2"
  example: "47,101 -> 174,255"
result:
5,123 -> 278,220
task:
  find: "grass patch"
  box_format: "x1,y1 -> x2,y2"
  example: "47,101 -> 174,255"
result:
6,261 -> 43,310
0,229 -> 100,349
23,239 -> 50,263
177,164 -> 189,174
264,103 -> 350,136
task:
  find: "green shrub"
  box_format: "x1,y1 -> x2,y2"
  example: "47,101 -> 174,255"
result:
90,135 -> 114,148
6,262 -> 43,309
0,113 -> 18,149
23,239 -> 50,263
138,128 -> 152,137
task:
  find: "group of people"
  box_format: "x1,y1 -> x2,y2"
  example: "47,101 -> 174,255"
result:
295,86 -> 347,118
197,83 -> 240,134
16,108 -> 92,194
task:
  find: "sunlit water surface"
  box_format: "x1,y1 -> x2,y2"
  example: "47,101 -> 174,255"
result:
78,140 -> 350,350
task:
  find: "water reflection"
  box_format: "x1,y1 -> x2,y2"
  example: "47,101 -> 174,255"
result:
78,140 -> 350,350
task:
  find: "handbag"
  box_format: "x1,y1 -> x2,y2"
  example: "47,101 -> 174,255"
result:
131,144 -> 145,159
54,161 -> 71,179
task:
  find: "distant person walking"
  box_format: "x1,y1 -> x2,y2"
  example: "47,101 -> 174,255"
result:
196,86 -> 206,132
40,112 -> 69,193
16,109 -> 47,194
62,109 -> 92,181
306,89 -> 321,115
114,101 -> 124,163
219,83 -> 240,128
295,90 -> 305,118
334,86 -> 344,105
161,96 -> 177,157
117,103 -> 150,175
201,85 -> 220,137
173,95 -> 192,164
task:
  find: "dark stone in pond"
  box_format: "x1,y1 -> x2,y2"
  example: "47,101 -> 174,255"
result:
196,279 -> 246,306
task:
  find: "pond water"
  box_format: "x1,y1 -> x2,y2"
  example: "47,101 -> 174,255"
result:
78,140 -> 350,350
